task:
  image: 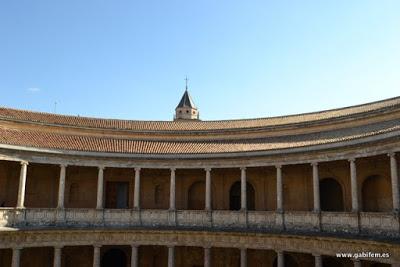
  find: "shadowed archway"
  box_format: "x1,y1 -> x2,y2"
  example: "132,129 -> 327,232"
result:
320,178 -> 344,211
229,181 -> 255,210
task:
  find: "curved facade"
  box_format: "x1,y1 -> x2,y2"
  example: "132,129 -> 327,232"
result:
0,96 -> 400,267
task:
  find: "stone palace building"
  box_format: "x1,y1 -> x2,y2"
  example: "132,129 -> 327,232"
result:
0,91 -> 400,267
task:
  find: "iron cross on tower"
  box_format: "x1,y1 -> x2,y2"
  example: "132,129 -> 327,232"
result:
185,76 -> 189,91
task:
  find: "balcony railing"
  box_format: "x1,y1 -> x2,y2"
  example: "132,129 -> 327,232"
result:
0,208 -> 398,238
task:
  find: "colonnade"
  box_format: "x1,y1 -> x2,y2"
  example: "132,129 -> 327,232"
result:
12,153 -> 399,212
7,244 -> 380,267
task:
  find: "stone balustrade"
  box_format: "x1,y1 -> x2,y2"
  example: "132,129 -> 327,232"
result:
1,208 -> 399,238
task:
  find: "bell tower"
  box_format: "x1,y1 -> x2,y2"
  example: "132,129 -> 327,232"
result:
174,78 -> 199,120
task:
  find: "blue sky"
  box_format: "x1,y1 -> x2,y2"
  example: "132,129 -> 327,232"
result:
0,1 -> 399,120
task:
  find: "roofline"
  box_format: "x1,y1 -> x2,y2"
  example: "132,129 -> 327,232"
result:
0,129 -> 398,160
0,96 -> 399,133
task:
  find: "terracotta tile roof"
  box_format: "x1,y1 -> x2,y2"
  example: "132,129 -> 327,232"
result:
0,97 -> 399,132
0,120 -> 398,154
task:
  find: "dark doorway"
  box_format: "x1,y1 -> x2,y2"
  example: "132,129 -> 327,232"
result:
188,181 -> 205,210
229,181 -> 255,210
105,182 -> 129,209
273,254 -> 298,267
320,178 -> 344,211
101,249 -> 126,267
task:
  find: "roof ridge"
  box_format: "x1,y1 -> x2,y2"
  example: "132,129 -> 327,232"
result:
0,96 -> 398,130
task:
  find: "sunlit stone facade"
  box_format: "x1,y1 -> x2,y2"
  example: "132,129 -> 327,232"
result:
0,95 -> 400,266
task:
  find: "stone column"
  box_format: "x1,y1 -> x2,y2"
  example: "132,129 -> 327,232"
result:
168,246 -> 175,267
312,163 -> 320,212
349,158 -> 359,212
204,247 -> 211,267
96,167 -> 105,209
131,245 -> 138,267
53,246 -> 62,267
276,165 -> 283,212
353,259 -> 361,267
11,247 -> 21,267
134,168 -> 141,210
169,168 -> 176,210
93,245 -> 101,267
205,168 -> 212,211
17,161 -> 28,208
241,167 -> 247,210
57,165 -> 67,209
277,251 -> 284,267
314,254 -> 322,267
389,153 -> 399,212
240,248 -> 247,267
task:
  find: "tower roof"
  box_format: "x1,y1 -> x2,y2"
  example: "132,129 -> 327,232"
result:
176,90 -> 197,109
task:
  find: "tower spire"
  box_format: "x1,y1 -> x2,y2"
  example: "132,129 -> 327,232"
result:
174,77 -> 199,120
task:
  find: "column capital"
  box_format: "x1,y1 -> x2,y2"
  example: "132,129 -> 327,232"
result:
134,167 -> 141,172
204,168 -> 212,172
311,162 -> 318,167
60,163 -> 68,168
98,166 -> 105,171
54,245 -> 64,250
388,152 -> 397,158
167,245 -> 175,249
275,164 -> 282,169
170,167 -> 176,172
203,245 -> 211,249
93,244 -> 102,248
20,161 -> 28,166
240,166 -> 246,171
348,158 -> 356,163
131,244 -> 140,248
312,253 -> 321,257
13,246 -> 23,250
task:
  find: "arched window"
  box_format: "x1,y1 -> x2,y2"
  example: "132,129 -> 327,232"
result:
69,183 -> 79,204
320,178 -> 344,211
362,175 -> 391,212
188,181 -> 205,210
229,181 -> 255,210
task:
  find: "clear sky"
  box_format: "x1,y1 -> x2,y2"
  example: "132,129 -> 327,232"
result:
0,1 -> 399,121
